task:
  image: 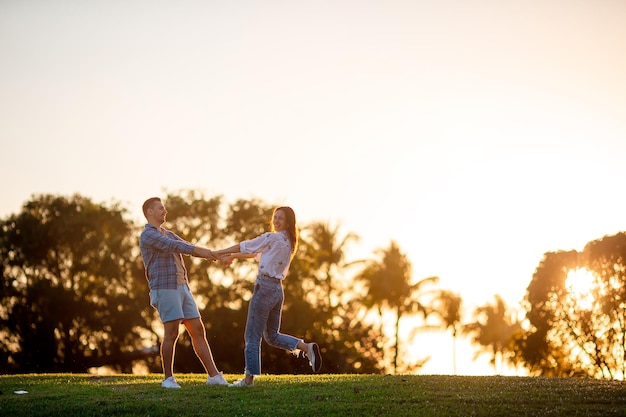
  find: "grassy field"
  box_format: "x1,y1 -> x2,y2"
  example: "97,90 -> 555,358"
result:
0,373 -> 624,417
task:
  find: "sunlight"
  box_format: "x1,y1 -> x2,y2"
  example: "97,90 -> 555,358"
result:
565,268 -> 595,310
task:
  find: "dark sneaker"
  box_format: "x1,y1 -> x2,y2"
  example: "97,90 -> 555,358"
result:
307,343 -> 322,373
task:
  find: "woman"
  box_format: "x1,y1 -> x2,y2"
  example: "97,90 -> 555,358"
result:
214,206 -> 321,387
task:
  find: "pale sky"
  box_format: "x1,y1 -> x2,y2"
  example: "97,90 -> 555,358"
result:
1,0 -> 625,375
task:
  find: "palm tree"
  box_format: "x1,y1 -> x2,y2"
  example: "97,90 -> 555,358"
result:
464,295 -> 521,374
301,221 -> 361,311
357,241 -> 439,373
434,291 -> 463,374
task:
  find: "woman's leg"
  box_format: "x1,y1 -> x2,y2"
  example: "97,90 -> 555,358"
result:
262,285 -> 322,372
243,282 -> 276,379
263,285 -> 300,351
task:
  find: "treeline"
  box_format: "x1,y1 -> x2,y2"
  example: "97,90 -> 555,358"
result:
0,191 -> 625,379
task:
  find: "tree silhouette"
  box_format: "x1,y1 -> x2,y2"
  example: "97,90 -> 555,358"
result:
0,191 -> 427,375
519,250 -> 580,376
300,221 -> 361,311
464,295 -> 521,374
433,290 -> 463,374
356,241 -> 438,373
521,233 -> 626,379
580,233 -> 626,379
296,222 -> 382,373
0,194 -> 150,373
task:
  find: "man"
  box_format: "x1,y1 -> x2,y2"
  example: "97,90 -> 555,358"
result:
139,197 -> 229,388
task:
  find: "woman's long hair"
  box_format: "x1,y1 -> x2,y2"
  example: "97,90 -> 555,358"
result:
272,206 -> 298,259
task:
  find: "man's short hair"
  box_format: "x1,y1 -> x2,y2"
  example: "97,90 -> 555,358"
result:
142,197 -> 161,219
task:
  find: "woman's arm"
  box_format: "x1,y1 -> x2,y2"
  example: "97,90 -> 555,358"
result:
213,243 -> 245,266
212,243 -> 242,256
220,252 -> 255,267
214,234 -> 266,266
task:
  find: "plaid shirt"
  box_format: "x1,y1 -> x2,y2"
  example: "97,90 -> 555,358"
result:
139,224 -> 196,290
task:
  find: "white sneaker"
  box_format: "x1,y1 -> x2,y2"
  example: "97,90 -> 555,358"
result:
161,376 -> 181,389
307,343 -> 322,373
206,371 -> 230,386
229,378 -> 254,387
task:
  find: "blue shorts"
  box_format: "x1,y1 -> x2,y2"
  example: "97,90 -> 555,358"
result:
150,284 -> 201,323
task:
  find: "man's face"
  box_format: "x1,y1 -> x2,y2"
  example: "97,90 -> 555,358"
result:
149,201 -> 167,224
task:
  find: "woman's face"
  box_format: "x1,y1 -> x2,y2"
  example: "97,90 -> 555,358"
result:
273,209 -> 288,232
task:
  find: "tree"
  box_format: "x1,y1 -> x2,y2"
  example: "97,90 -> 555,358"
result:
518,250 -> 580,376
356,241 -> 438,373
0,194 -> 151,373
522,233 -> 626,379
0,191 -> 392,375
295,222 -> 382,373
579,233 -> 626,379
300,221 -> 361,311
433,290 -> 463,374
464,295 -> 521,374
161,190 -> 225,245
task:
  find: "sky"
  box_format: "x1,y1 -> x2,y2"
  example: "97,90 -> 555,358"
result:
1,0 -> 626,375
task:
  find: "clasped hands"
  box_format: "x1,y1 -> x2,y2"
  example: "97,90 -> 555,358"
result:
198,248 -> 235,266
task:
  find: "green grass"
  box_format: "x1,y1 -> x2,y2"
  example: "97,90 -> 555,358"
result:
0,374 -> 624,417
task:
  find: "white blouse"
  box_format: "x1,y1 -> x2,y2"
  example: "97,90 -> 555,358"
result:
240,231 -> 292,279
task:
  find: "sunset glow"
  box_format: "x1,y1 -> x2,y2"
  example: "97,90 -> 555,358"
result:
1,0 -> 625,375
565,268 -> 596,310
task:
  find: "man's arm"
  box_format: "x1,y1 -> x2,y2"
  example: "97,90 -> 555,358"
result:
142,227 -> 216,260
193,246 -> 217,261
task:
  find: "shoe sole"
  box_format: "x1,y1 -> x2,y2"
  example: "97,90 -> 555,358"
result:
311,343 -> 322,373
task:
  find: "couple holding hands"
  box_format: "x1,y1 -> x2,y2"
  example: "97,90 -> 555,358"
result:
139,197 -> 321,388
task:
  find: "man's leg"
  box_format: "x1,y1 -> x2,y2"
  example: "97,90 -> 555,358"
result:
162,320 -> 181,379
183,318 -> 219,376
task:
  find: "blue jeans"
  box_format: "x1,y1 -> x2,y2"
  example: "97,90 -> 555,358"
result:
244,274 -> 301,376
